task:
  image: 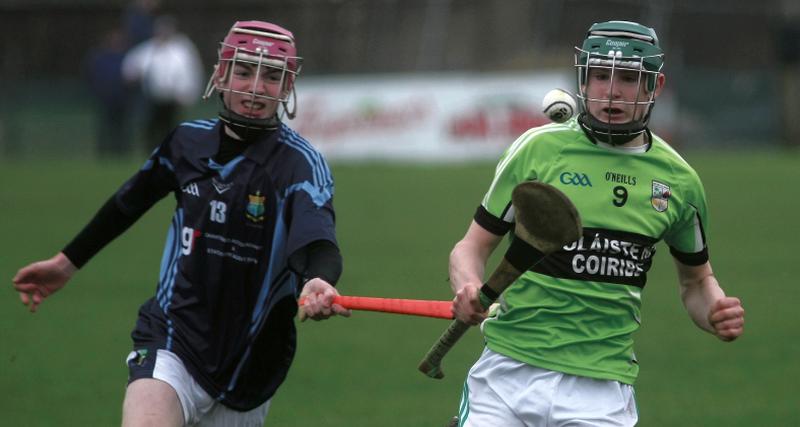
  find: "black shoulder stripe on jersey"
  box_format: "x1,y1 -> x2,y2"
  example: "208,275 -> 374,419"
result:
668,203 -> 708,266
474,205 -> 512,236
669,246 -> 709,266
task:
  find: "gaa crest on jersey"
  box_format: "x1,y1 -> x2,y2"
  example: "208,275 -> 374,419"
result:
651,180 -> 671,212
246,191 -> 266,222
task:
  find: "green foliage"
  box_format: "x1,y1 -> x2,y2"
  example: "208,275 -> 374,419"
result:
1,151 -> 797,426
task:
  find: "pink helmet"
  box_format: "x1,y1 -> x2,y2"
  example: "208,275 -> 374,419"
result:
204,20 -> 303,131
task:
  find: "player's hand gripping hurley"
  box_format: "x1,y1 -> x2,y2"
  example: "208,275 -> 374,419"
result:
418,181 -> 582,379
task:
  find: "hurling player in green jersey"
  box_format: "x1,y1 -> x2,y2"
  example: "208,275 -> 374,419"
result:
448,21 -> 745,427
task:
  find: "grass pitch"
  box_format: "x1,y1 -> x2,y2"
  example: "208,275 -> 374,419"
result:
1,150 -> 797,426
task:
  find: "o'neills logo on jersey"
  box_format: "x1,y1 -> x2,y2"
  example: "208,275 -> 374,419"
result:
651,180 -> 671,212
246,191 -> 266,222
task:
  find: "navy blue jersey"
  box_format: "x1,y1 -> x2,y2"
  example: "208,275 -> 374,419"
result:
118,119 -> 336,410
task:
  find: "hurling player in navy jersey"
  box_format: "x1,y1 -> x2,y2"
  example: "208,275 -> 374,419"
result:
13,20 -> 349,426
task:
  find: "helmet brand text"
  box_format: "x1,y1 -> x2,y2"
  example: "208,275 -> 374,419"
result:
605,40 -> 629,48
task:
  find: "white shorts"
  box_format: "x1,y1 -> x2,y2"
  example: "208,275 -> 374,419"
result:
126,349 -> 271,426
457,348 -> 638,427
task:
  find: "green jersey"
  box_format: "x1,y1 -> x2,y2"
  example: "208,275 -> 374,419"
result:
477,118 -> 709,384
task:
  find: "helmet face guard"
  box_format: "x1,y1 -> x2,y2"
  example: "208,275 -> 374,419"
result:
574,21 -> 664,145
203,21 -> 303,136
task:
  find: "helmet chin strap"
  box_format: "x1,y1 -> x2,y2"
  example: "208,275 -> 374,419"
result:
578,114 -> 642,145
578,103 -> 655,146
217,93 -> 280,141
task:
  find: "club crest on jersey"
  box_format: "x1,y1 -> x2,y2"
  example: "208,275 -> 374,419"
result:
651,180 -> 671,212
246,191 -> 266,222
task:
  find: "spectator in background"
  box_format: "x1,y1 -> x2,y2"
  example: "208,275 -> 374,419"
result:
777,17 -> 800,146
85,28 -> 132,158
123,0 -> 161,46
123,15 -> 203,151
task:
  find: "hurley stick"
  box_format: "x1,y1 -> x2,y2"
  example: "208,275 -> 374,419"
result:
418,181 -> 582,379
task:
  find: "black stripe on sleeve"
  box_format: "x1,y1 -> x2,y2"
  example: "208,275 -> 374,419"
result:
473,205 -> 512,236
669,246 -> 709,266
670,204 -> 709,266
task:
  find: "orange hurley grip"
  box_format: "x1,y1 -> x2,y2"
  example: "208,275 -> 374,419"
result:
298,295 -> 453,319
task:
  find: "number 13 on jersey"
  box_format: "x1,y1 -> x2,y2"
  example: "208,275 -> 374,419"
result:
210,200 -> 227,223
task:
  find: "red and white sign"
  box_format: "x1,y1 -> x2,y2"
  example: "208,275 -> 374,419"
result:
293,72 -> 572,161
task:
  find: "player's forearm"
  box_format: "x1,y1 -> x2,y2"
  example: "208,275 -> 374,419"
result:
289,239 -> 342,287
53,252 -> 79,276
62,195 -> 141,268
448,239 -> 491,294
680,273 -> 726,334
